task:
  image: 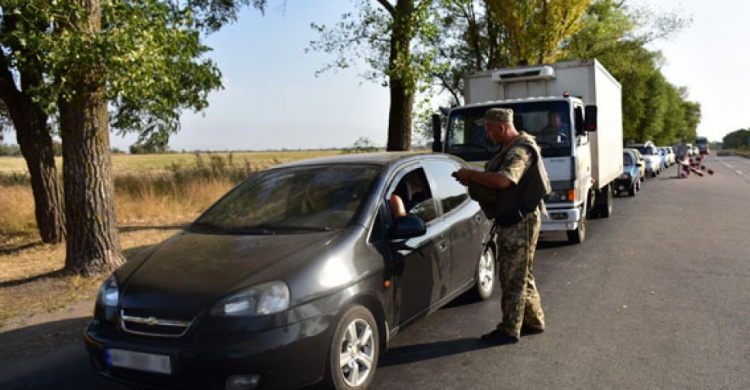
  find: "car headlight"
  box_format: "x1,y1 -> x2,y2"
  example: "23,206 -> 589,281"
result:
97,275 -> 119,308
211,281 -> 290,317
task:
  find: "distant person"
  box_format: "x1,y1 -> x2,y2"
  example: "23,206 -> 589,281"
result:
454,107 -> 550,346
538,111 -> 569,144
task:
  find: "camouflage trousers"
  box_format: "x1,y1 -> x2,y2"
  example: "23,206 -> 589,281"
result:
494,210 -> 545,337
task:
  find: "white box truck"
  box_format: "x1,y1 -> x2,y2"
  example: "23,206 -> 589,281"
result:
432,59 -> 623,244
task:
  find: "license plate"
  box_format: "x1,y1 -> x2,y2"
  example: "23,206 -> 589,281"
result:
105,348 -> 172,374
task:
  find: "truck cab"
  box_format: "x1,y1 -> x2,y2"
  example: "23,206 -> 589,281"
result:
433,59 -> 623,244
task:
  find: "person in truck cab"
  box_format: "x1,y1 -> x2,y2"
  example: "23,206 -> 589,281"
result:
537,111 -> 569,144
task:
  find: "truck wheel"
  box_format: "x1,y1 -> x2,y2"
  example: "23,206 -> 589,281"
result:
567,205 -> 586,244
594,184 -> 613,218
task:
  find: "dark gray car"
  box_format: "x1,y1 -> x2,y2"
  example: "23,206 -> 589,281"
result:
85,152 -> 495,390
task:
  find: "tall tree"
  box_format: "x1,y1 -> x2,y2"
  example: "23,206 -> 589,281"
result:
0,9 -> 67,244
3,0 -> 265,275
565,0 -> 696,145
310,0 -> 438,151
485,0 -> 590,66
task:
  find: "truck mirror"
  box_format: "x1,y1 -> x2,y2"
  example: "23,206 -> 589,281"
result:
584,106 -> 598,132
432,114 -> 443,152
574,106 -> 584,134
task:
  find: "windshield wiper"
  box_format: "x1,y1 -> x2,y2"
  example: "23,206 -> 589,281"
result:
249,224 -> 333,233
190,221 -> 227,233
449,143 -> 488,151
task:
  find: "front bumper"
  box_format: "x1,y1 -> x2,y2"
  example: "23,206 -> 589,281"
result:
541,206 -> 582,232
84,311 -> 334,390
615,178 -> 635,192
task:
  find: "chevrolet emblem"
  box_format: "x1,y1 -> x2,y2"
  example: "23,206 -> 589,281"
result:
144,317 -> 159,326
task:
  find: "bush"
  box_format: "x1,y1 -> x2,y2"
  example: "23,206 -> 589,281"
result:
0,143 -> 21,157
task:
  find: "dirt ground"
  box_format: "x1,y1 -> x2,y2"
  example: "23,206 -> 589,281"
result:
0,226 -> 184,374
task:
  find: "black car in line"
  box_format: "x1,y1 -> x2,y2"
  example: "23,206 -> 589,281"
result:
84,152 -> 496,390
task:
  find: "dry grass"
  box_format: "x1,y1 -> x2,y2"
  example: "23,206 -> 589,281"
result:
0,186 -> 37,236
0,150 -> 344,175
0,228 -> 181,328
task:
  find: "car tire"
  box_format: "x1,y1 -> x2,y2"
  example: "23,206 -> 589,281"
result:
326,305 -> 379,390
473,245 -> 496,301
628,181 -> 637,197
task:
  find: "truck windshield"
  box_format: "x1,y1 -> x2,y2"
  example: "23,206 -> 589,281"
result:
446,101 -> 572,161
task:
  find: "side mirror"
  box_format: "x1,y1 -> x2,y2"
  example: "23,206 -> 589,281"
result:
431,114 -> 442,152
390,215 -> 426,239
584,106 -> 598,132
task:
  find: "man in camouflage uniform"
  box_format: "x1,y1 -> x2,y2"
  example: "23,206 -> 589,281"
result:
454,108 -> 549,345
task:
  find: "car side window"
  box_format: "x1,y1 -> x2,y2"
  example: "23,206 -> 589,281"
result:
388,168 -> 437,223
424,160 -> 470,215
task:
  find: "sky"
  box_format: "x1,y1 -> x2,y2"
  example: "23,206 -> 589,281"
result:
6,0 -> 747,150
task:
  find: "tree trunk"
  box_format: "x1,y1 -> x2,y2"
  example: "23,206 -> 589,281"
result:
386,79 -> 414,151
59,84 -> 125,276
0,50 -> 66,244
385,0 -> 416,152
12,96 -> 67,244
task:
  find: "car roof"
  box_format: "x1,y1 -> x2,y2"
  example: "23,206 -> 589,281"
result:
270,151 -> 462,170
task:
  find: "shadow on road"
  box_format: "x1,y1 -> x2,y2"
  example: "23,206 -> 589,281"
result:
379,337 -> 493,367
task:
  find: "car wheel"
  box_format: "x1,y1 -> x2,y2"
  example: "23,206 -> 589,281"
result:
628,181 -> 637,197
474,245 -> 496,300
567,204 -> 586,244
326,305 -> 379,390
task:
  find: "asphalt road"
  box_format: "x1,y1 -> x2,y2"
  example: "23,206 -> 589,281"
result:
2,154 -> 748,390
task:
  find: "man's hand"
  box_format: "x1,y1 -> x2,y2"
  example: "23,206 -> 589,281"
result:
454,169 -> 472,185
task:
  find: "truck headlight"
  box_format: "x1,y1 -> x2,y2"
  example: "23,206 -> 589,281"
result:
97,275 -> 119,308
546,189 -> 576,202
211,281 -> 290,316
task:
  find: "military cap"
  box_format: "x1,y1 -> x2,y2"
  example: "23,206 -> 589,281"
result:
479,108 -> 513,124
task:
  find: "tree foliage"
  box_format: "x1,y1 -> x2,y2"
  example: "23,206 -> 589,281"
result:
421,0 -> 698,146
0,0 -> 265,274
310,0 -> 440,150
564,0 -> 697,145
485,0 -> 590,66
722,129 -> 750,149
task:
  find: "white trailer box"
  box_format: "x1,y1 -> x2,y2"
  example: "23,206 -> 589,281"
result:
463,59 -> 623,191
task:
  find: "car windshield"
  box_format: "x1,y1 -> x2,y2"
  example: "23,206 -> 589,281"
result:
192,164 -> 380,234
446,101 -> 573,160
635,145 -> 658,156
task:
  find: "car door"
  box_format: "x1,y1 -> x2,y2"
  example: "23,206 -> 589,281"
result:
385,164 -> 450,329
423,159 -> 488,294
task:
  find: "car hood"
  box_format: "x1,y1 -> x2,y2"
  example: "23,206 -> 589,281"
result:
119,230 -> 339,320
